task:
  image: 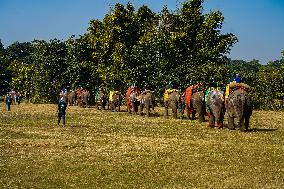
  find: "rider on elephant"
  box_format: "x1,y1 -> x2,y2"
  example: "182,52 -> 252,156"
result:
225,81 -> 250,102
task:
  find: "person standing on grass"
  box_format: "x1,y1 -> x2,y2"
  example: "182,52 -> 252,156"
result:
57,97 -> 67,126
5,93 -> 12,111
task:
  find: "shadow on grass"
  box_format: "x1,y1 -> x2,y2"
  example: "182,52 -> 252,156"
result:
222,125 -> 277,132
249,128 -> 278,132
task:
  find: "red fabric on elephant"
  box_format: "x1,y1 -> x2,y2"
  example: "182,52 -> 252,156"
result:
125,86 -> 141,109
184,85 -> 197,113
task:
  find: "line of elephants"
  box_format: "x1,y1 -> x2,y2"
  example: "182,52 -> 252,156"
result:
63,83 -> 252,132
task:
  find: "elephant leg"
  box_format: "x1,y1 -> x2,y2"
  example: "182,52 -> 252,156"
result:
191,109 -> 196,120
145,101 -> 150,117
186,105 -> 191,119
135,102 -> 139,114
102,101 -> 106,110
172,105 -> 177,119
208,113 -> 215,128
111,102 -> 114,112
131,102 -> 135,114
164,101 -> 169,117
139,104 -> 143,116
239,117 -> 246,132
244,116 -> 250,131
217,113 -> 224,129
198,109 -> 205,123
228,116 -> 235,130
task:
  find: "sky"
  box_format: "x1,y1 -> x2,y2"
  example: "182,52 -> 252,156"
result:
0,0 -> 283,64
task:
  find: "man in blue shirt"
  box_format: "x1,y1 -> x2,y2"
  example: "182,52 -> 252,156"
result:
57,97 -> 67,125
235,73 -> 242,83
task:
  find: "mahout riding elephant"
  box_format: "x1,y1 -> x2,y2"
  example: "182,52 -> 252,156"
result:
190,90 -> 206,123
95,88 -> 107,110
126,86 -> 141,114
109,90 -> 121,112
68,90 -> 76,106
225,83 -> 252,132
164,89 -> 181,119
206,89 -> 225,128
139,90 -> 155,117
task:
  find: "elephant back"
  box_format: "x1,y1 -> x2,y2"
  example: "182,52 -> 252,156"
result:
82,91 -> 90,103
112,92 -> 120,102
67,91 -> 76,104
142,91 -> 155,106
207,90 -> 224,113
208,90 -> 224,107
191,91 -> 204,108
169,90 -> 180,105
68,91 -> 75,99
226,89 -> 252,118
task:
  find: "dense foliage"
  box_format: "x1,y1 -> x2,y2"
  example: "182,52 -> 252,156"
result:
0,0 -> 283,110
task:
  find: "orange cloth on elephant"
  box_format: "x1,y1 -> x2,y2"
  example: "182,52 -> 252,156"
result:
126,87 -> 140,109
184,85 -> 198,108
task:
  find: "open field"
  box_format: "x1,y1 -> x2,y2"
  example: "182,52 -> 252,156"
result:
0,103 -> 283,188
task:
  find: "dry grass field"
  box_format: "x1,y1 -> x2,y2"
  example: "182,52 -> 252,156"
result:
0,103 -> 283,188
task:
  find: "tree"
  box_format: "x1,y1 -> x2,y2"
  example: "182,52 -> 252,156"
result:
0,40 -> 11,95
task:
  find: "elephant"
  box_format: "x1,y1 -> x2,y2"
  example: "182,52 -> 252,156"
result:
225,87 -> 252,132
190,91 -> 206,123
109,91 -> 121,112
68,90 -> 76,106
95,89 -> 107,110
126,86 -> 141,114
206,89 -> 225,128
164,89 -> 181,119
139,90 -> 155,117
80,89 -> 90,108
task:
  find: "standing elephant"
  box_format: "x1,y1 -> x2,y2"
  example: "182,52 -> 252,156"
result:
139,90 -> 155,117
191,91 -> 206,123
81,89 -> 90,108
206,89 -> 225,128
164,89 -> 181,119
126,86 -> 141,114
225,85 -> 252,132
68,90 -> 76,106
109,91 -> 121,112
95,89 -> 107,110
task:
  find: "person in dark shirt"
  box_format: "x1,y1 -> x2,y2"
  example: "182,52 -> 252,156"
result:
57,97 -> 67,125
5,93 -> 12,111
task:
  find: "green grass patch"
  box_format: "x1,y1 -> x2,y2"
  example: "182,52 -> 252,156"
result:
0,103 -> 283,188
